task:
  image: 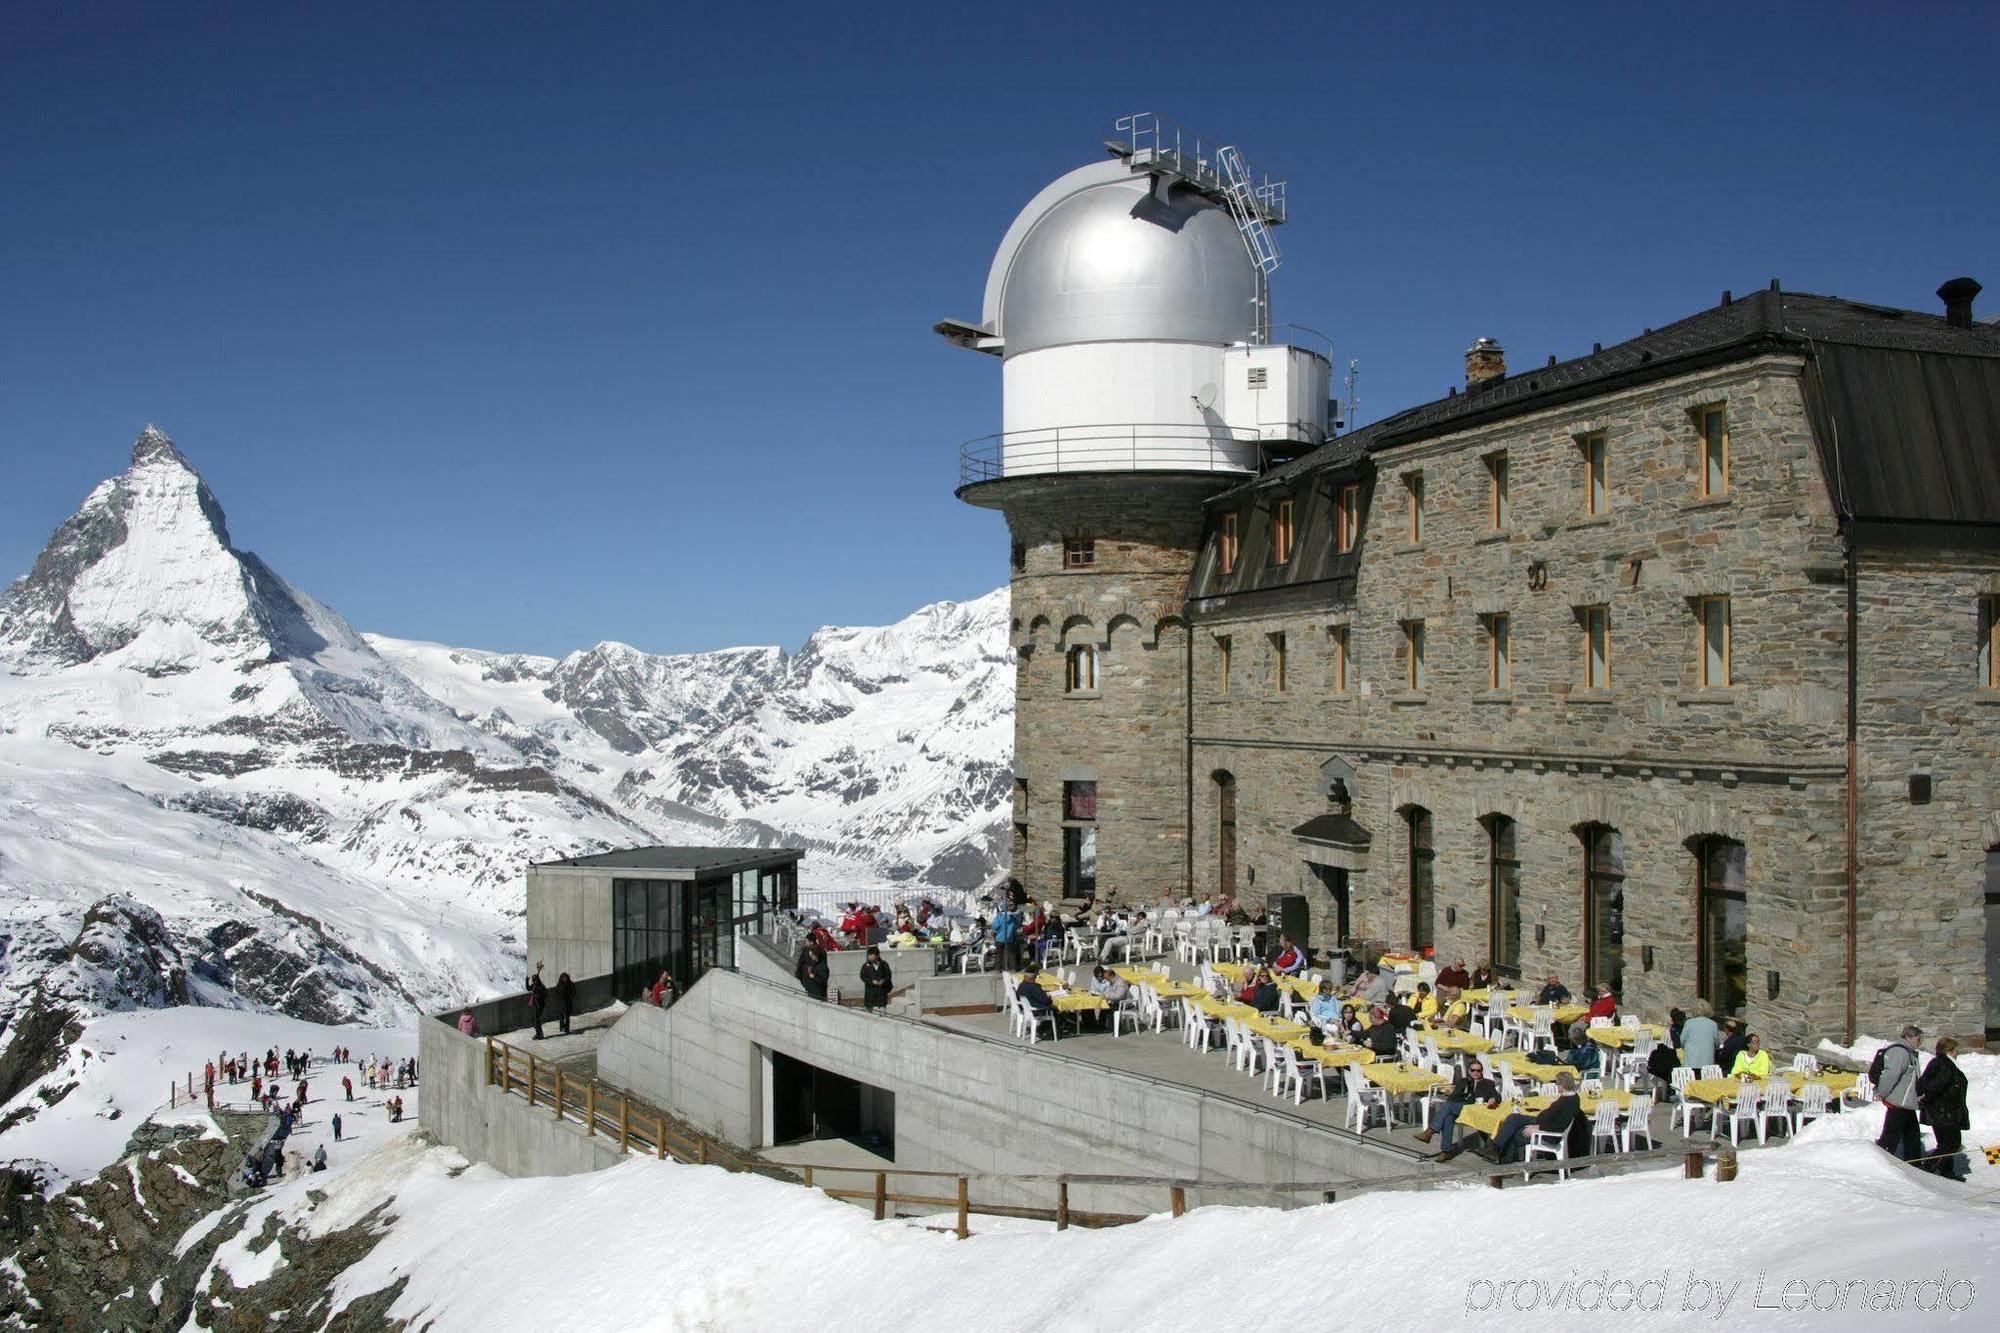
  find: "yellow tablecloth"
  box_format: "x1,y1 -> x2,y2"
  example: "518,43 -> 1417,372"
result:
1586,1024 -> 1667,1049
1379,953 -> 1423,973
1211,961 -> 1250,984
1507,1004 -> 1591,1026
1151,981 -> 1210,1000
1050,991 -> 1107,1013
1683,1077 -> 1764,1106
1112,965 -> 1170,985
1420,1027 -> 1496,1055
1362,1063 -> 1448,1096
1456,1101 -> 1514,1138
1785,1069 -> 1858,1095
1244,1014 -> 1310,1042
1194,995 -> 1259,1021
1458,1090 -> 1632,1139
1276,975 -> 1321,1000
1289,1040 -> 1375,1069
1491,1051 -> 1579,1082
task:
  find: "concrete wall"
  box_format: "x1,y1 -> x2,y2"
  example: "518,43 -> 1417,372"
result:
525,867 -> 613,983
417,1012 -> 625,1178
596,965 -> 1410,1214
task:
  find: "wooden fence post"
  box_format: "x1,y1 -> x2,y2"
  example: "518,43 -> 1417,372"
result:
585,1082 -> 596,1137
696,1136 -> 708,1166
658,1116 -> 669,1160
956,1176 -> 969,1239
553,1069 -> 564,1120
1684,1151 -> 1704,1179
485,1036 -> 495,1086
1170,1186 -> 1186,1217
618,1096 -> 631,1152
1056,1180 -> 1070,1231
873,1172 -> 887,1221
525,1052 -> 537,1108
802,1165 -> 814,1190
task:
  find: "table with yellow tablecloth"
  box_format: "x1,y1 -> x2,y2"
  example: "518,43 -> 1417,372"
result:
1210,961 -> 1251,985
1049,990 -> 1108,1013
1194,995 -> 1259,1021
1457,1089 -> 1633,1140
1585,1023 -> 1668,1050
1244,1014 -> 1311,1043
1361,1063 -> 1448,1096
1419,1026 -> 1496,1055
1682,1077 -> 1764,1106
1151,980 -> 1212,1001
1784,1069 -> 1858,1096
1289,1039 -> 1375,1069
1378,953 -> 1423,973
1490,1051 -> 1579,1083
1112,965 -> 1172,986
1506,1004 -> 1591,1026
1276,975 -> 1321,1000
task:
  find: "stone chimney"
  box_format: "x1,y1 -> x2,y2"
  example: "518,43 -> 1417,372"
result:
1938,277 -> 1981,329
1465,337 -> 1506,389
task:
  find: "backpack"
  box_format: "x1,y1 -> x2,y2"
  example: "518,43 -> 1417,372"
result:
1868,1044 -> 1889,1086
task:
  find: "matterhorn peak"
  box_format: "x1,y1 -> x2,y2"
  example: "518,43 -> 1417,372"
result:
131,423 -> 185,466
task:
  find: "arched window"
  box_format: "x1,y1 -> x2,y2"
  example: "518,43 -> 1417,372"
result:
1696,838 -> 1747,1018
1065,644 -> 1097,693
1985,843 -> 2000,1040
1406,807 -> 1435,952
1215,772 -> 1237,898
1486,815 -> 1521,977
1581,824 -> 1625,996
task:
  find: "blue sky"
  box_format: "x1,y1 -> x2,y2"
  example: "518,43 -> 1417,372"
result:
3,3 -> 1995,656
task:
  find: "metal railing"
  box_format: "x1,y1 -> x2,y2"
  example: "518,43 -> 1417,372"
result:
1114,112 -> 1287,224
959,423 -> 1260,486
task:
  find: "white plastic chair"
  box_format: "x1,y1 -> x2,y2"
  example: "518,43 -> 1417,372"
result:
1588,1101 -> 1623,1156
1343,1067 -> 1391,1134
1791,1053 -> 1820,1075
1760,1081 -> 1794,1139
1279,1046 -> 1332,1105
1110,990 -> 1143,1038
1842,1077 -> 1875,1111
1791,1082 -> 1832,1134
1018,998 -> 1057,1044
1715,1086 -> 1762,1146
1622,1093 -> 1656,1150
1184,1000 -> 1219,1052
1522,1127 -> 1571,1182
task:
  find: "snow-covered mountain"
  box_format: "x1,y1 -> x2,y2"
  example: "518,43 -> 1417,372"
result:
0,428 -> 1010,1124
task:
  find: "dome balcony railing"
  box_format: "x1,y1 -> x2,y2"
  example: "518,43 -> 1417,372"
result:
958,424 -> 1262,487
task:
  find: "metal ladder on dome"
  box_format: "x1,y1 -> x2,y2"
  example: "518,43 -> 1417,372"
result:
1216,145 -> 1281,343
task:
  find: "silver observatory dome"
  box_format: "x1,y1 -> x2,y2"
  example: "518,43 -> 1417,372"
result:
981,161 -> 1261,358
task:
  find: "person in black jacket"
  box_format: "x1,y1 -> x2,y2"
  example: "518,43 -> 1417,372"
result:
1420,1059 -> 1501,1155
1535,974 -> 1572,1005
859,947 -> 894,1012
1917,1037 -> 1971,1181
527,961 -> 549,1040
1716,1019 -> 1748,1076
1365,1014 -> 1401,1061
1492,1073 -> 1582,1164
555,971 -> 576,1035
796,942 -> 831,1001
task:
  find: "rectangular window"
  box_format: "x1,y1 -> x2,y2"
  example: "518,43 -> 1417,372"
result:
1985,846 -> 2000,1038
1272,498 -> 1295,565
1407,809 -> 1435,953
1489,816 -> 1521,977
1403,619 -> 1427,692
1698,838 -> 1748,1018
1699,405 -> 1729,497
1487,612 -> 1511,691
1488,452 -> 1510,529
1217,634 -> 1232,695
1062,780 -> 1097,821
1406,472 -> 1425,543
1583,605 -> 1611,689
1336,483 -> 1361,553
1065,644 -> 1097,693
1063,825 -> 1097,899
1064,537 -> 1095,568
1581,432 -> 1607,515
1218,512 -> 1239,575
1981,596 -> 1999,690
1328,624 -> 1350,692
1698,595 -> 1731,688
1270,631 -> 1287,692
1013,778 -> 1028,821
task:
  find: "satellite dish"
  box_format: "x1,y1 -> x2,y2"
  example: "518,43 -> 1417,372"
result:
1192,382 -> 1218,410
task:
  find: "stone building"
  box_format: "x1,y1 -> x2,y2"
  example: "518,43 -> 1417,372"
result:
954,235 -> 2000,1045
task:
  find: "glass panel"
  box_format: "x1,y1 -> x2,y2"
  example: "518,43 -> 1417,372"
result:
1064,827 -> 1098,899
1704,409 -> 1727,494
1491,616 -> 1511,691
1587,608 -> 1610,688
1492,455 -> 1510,528
1490,817 -> 1521,976
1981,599 -> 1996,688
1585,827 -> 1625,994
1702,890 -> 1748,1018
1986,848 -> 2000,1035
1703,599 -> 1729,688
1408,809 -> 1434,952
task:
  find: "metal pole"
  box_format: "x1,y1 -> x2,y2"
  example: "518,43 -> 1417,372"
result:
585,1082 -> 596,1137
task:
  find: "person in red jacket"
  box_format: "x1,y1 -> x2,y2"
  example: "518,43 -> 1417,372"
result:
1567,983 -> 1619,1046
1269,936 -> 1306,976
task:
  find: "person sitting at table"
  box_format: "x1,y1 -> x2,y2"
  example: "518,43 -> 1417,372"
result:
1095,913 -> 1131,962
1193,894 -> 1216,917
1014,970 -> 1055,1020
1085,966 -> 1129,1030
1363,968 -> 1397,1006
1566,982 -> 1618,1046
1269,935 -> 1307,976
1435,959 -> 1471,1004
1386,993 -> 1419,1034
1238,968 -> 1281,1014
1717,1018 -> 1748,1075
1680,1004 -> 1720,1071
1343,968 -> 1378,1002
1536,974 -> 1572,1005
1419,1058 -> 1501,1155
1729,1032 -> 1770,1079
1306,980 -> 1342,1040
1407,982 -> 1439,1023
1570,1038 -> 1603,1080
1471,961 -> 1498,990
1491,1072 -> 1582,1164
1365,1010 -> 1402,1061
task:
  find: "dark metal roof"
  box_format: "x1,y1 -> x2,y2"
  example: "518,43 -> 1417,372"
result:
1238,286 -> 2000,543
1292,813 -> 1372,848
532,845 -> 803,875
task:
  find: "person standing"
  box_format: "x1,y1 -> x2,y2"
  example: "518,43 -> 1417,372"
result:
1872,1025 -> 1925,1163
332,1112 -> 344,1142
859,946 -> 894,1012
556,971 -> 576,1035
1916,1036 -> 1970,1180
527,961 -> 549,1040
795,941 -> 830,1001
1680,1006 -> 1720,1070
992,901 -> 1022,971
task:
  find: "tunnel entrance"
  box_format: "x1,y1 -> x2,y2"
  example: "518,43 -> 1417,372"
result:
769,1050 -> 895,1160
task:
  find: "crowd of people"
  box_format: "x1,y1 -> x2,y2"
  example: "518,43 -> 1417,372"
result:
221,1044 -> 416,1190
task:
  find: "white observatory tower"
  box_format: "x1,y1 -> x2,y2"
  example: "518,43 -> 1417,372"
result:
939,115 -> 1330,904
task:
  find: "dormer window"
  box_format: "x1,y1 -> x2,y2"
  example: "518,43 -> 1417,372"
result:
1335,483 -> 1361,553
1218,512 -> 1240,575
1271,498 -> 1295,565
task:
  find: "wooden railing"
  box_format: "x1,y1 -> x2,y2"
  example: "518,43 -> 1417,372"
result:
480,1035 -> 1731,1237
483,1037 -> 777,1177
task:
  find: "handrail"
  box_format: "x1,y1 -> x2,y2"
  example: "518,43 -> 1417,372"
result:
958,423 -> 1262,487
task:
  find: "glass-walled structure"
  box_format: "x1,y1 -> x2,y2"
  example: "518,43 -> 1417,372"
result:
526,846 -> 801,1003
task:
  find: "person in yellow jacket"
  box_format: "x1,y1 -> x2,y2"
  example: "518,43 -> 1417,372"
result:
1408,982 -> 1440,1023
1730,1032 -> 1771,1079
